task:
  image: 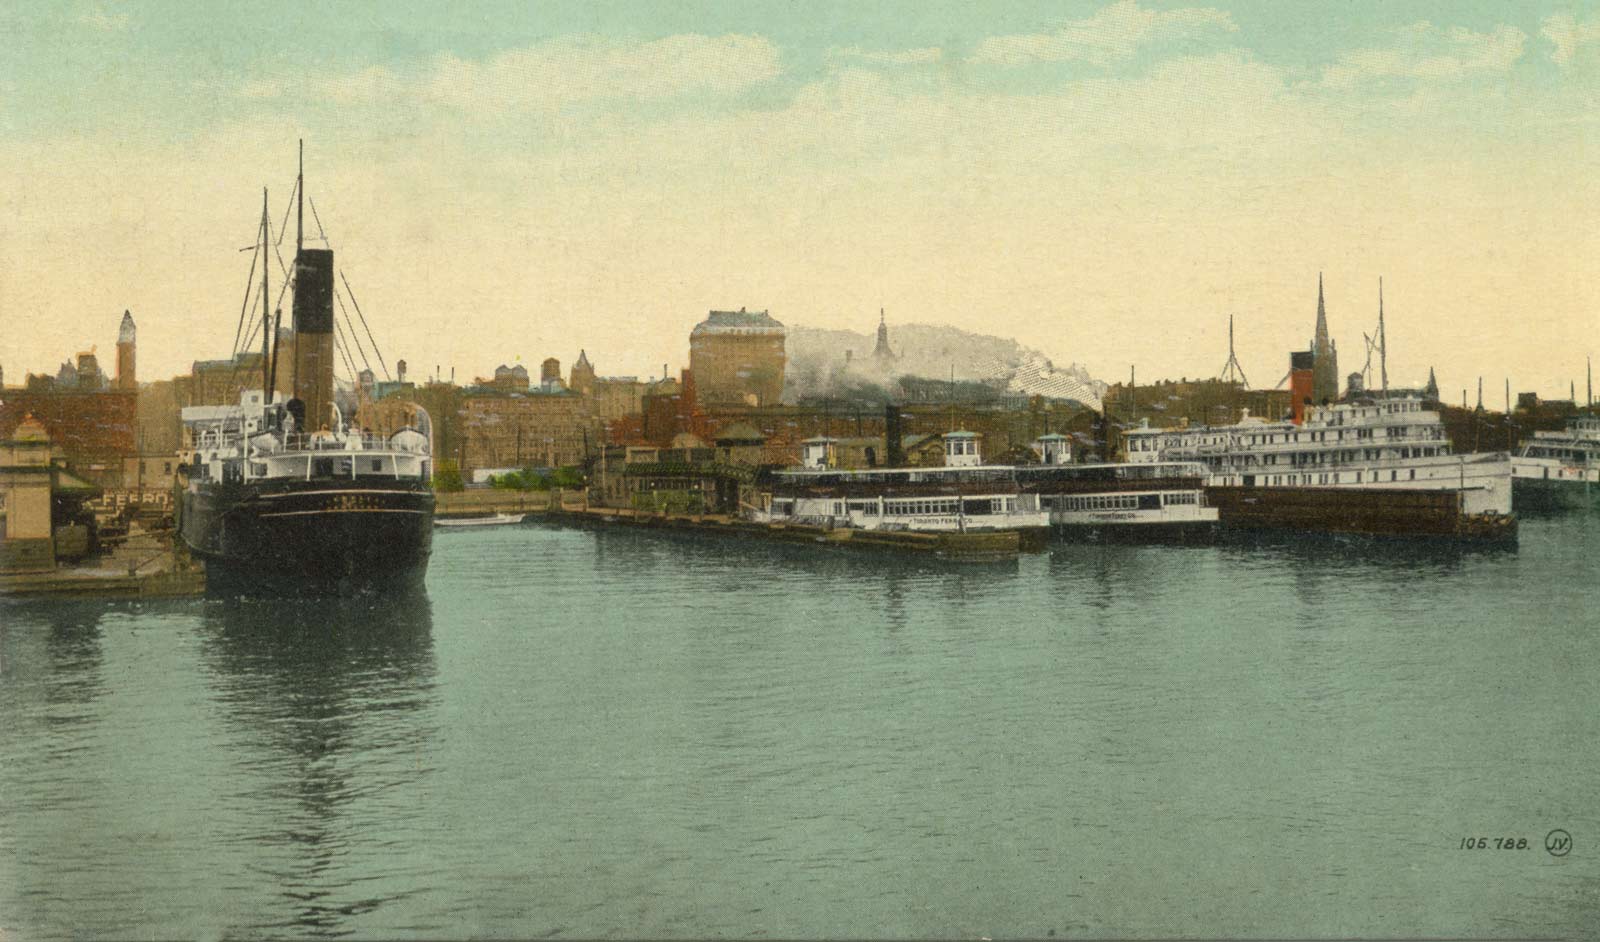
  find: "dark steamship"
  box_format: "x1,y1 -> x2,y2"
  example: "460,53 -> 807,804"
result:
178,147 -> 435,595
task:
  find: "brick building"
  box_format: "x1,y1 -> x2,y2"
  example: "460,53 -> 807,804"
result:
620,396 -> 1096,469
460,388 -> 598,472
0,386 -> 137,489
688,308 -> 786,407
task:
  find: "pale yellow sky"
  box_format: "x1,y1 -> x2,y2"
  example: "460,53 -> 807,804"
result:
3,3 -> 1597,400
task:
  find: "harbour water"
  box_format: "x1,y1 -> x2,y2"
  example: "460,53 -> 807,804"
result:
2,518 -> 1597,938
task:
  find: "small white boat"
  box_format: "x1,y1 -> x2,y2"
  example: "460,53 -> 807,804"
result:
434,513 -> 526,528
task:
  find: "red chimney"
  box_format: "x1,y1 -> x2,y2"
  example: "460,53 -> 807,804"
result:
1289,350 -> 1315,424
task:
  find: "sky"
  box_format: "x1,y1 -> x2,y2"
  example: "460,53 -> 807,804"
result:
2,1 -> 1597,401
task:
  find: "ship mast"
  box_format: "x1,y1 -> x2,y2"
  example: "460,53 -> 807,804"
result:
1378,277 -> 1388,395
260,188 -> 271,403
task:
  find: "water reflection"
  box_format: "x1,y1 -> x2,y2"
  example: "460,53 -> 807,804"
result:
1216,529 -> 1503,576
196,590 -> 438,936
1048,542 -> 1178,615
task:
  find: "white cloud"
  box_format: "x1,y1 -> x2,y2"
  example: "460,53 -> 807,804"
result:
1320,21 -> 1526,88
1540,12 -> 1600,66
78,5 -> 128,31
828,45 -> 944,66
255,34 -> 784,112
967,0 -> 1236,68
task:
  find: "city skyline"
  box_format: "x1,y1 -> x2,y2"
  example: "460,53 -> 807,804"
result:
3,1 -> 1597,399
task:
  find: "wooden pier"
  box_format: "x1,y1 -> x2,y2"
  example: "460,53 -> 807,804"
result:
0,529 -> 205,599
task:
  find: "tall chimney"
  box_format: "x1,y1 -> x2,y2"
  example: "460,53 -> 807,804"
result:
1289,350 -> 1315,424
885,403 -> 904,468
291,248 -> 336,430
116,309 -> 136,390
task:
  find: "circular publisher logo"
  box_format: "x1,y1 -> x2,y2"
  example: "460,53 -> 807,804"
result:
1545,829 -> 1572,857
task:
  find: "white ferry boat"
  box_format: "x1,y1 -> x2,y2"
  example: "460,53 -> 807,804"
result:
753,432 -> 1217,540
1121,396 -> 1513,518
1511,414 -> 1600,510
1015,461 -> 1218,540
754,434 -> 1047,532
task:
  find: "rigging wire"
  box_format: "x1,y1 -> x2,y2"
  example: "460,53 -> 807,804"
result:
340,270 -> 390,381
231,239 -> 261,356
335,287 -> 374,375
274,177 -> 298,249
222,312 -> 265,398
332,315 -> 361,384
309,196 -> 331,248
308,195 -> 394,384
224,204 -> 271,395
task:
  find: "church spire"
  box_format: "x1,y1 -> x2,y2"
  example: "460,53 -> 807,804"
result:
1314,272 -> 1330,350
1310,272 -> 1339,404
873,307 -> 894,362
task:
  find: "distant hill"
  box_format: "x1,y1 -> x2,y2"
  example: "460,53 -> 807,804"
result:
782,323 -> 1105,408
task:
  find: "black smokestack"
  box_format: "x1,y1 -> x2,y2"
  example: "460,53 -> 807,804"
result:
292,249 -> 334,333
885,403 -> 904,468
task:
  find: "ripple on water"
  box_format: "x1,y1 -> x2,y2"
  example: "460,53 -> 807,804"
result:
1,515 -> 1596,938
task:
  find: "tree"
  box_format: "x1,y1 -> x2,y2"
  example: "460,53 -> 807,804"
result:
432,458 -> 464,492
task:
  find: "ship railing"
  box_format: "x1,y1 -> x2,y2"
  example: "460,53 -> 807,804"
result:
253,430 -> 432,457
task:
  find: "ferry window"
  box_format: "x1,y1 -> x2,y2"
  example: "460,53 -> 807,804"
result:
370,459 -> 384,473
313,457 -> 334,477
1390,470 -> 1397,481
1409,469 -> 1416,480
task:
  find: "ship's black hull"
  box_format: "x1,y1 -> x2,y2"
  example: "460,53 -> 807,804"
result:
180,477 -> 434,597
1512,476 -> 1599,513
